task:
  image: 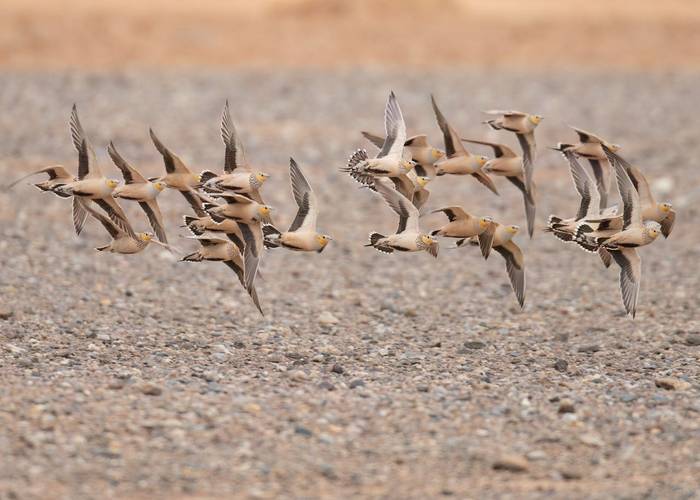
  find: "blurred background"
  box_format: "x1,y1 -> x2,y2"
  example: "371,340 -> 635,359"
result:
2,0 -> 699,70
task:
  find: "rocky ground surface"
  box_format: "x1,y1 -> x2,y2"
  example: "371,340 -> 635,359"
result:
1,70 -> 699,499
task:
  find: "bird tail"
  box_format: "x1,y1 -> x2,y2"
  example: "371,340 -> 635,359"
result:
366,232 -> 385,247
482,119 -> 501,130
262,224 -> 282,248
573,224 -> 600,252
550,143 -> 574,152
95,245 -> 110,252
199,170 -> 218,184
343,149 -> 368,172
181,251 -> 203,262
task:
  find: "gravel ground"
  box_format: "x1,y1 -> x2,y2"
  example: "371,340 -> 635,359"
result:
1,70 -> 699,499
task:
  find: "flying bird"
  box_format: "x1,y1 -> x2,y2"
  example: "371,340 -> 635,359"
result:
431,96 -> 498,194
263,158 -> 333,252
366,179 -> 438,258
463,138 -> 536,237
482,109 -> 541,197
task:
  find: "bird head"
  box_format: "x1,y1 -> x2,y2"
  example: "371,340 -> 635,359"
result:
154,181 -> 167,192
258,205 -> 272,222
255,172 -> 270,184
529,115 -> 543,125
316,234 -> 333,247
644,221 -> 661,239
139,232 -> 153,242
479,216 -> 494,229
106,179 -> 119,189
506,224 -> 520,235
660,202 -> 673,213
421,234 -> 437,246
431,148 -> 445,160
416,176 -> 431,188
478,156 -> 489,167
400,159 -> 415,172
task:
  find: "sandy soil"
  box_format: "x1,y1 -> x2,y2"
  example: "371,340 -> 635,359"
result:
1,70 -> 699,499
1,0 -> 700,69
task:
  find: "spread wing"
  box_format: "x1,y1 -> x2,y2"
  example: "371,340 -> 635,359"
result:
431,95 -> 467,158
625,164 -> 656,210
181,189 -> 208,217
506,175 -> 536,237
570,126 -> 604,144
107,141 -> 148,184
374,178 -> 419,234
138,200 -> 168,244
611,247 -> 641,318
559,149 -> 598,220
461,138 -> 517,158
516,131 -> 536,195
6,166 -> 73,189
477,221 -> 496,259
92,196 -> 135,237
661,209 -> 675,238
221,100 -> 250,173
223,260 -> 263,315
361,131 -> 385,149
604,147 -> 641,230
494,240 -> 525,308
149,128 -> 192,175
72,197 -> 89,236
432,206 -> 470,222
287,158 -> 318,233
239,222 -> 263,294
83,200 -> 123,239
376,91 -> 406,161
70,105 -> 101,180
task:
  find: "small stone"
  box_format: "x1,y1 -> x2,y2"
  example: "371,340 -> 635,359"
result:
620,393 -> 638,403
139,382 -> 163,396
108,380 -> 124,390
558,399 -> 575,414
349,379 -> 365,389
318,311 -> 339,326
526,450 -> 547,461
318,381 -> 335,391
233,341 -> 246,349
96,333 -> 111,342
331,364 -> 345,375
492,454 -> 529,472
655,377 -> 691,391
579,433 -> 604,448
417,385 -> 430,393
0,309 -> 14,320
463,341 -> 486,350
554,359 -> 568,372
429,341 -> 442,348
560,468 -> 583,480
685,334 -> 700,346
294,425 -> 313,437
288,370 -> 308,382
578,344 -> 601,354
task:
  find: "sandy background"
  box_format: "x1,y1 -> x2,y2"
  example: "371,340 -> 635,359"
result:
1,2 -> 700,499
1,0 -> 700,69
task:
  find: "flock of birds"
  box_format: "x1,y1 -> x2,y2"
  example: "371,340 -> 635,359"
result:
6,93 -> 676,318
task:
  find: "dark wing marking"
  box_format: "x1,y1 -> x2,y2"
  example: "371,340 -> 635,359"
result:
361,131 -> 385,149
107,141 -> 147,184
83,201 -> 122,239
431,94 -> 465,158
70,105 -> 100,180
92,197 -> 135,237
72,197 -> 89,236
139,200 -> 168,244
603,147 -> 640,230
507,175 -> 536,238
610,247 -> 641,318
661,210 -> 675,238
494,240 -> 525,308
180,189 -> 208,217
588,159 -> 608,210
559,150 -> 594,220
477,221 -> 496,259
472,170 -> 499,195
376,91 -> 406,161
239,222 -> 262,293
516,131 -> 536,196
221,100 -> 248,173
288,191 -> 310,232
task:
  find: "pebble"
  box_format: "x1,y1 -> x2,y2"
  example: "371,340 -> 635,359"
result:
578,344 -> 601,354
349,379 -> 365,389
0,308 -> 14,320
138,382 -> 163,396
655,377 -> 691,391
318,311 -> 339,325
685,334 -> 700,346
463,341 -> 486,350
558,399 -> 576,414
294,425 -> 313,437
560,468 -> 583,480
492,454 -> 529,472
318,381 -> 335,391
331,364 -> 345,374
288,370 -> 308,382
96,333 -> 111,342
553,359 -> 568,372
